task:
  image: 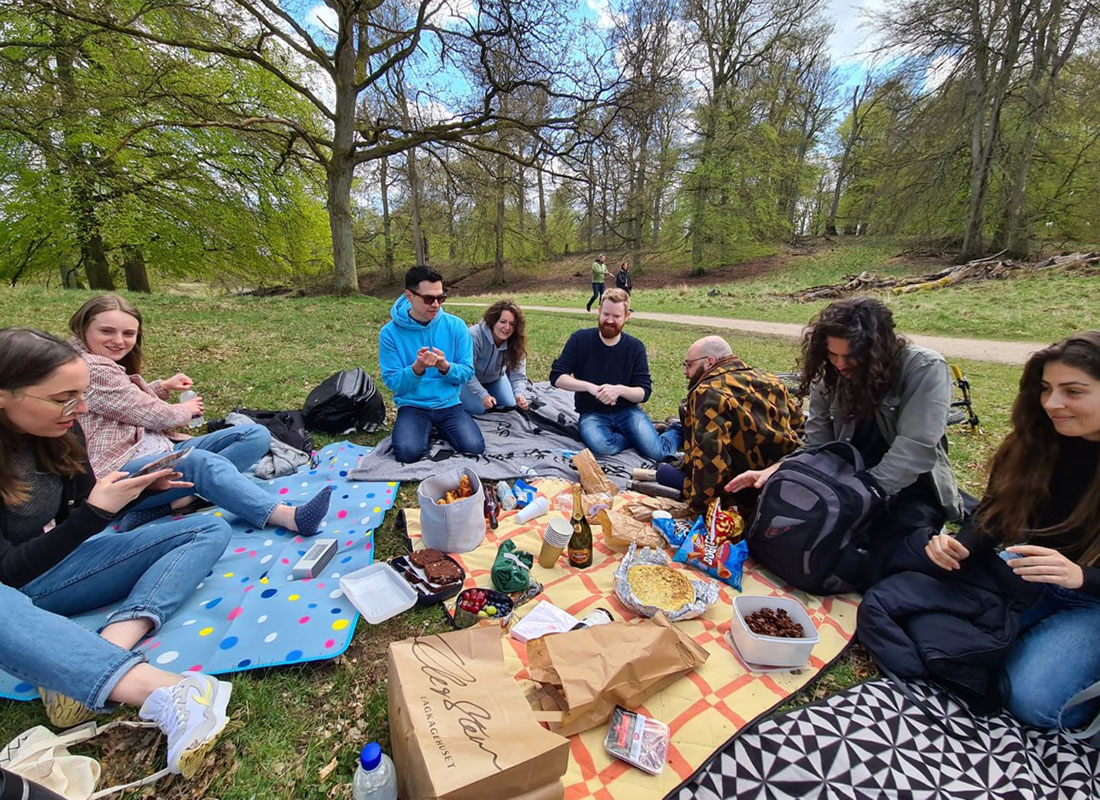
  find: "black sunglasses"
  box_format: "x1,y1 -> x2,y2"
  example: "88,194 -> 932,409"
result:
409,290 -> 448,305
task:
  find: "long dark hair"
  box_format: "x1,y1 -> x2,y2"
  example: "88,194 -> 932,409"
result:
977,331 -> 1100,565
69,294 -> 145,375
483,300 -> 527,371
798,297 -> 907,419
0,328 -> 86,506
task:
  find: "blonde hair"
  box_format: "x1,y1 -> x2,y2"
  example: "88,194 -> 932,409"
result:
601,288 -> 630,312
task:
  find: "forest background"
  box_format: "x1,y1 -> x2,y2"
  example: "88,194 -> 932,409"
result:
2,0 -> 1099,294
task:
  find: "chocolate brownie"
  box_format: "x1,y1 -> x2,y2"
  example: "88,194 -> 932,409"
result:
425,559 -> 462,585
409,548 -> 446,567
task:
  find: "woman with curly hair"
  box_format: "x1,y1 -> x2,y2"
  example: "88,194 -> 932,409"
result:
460,300 -> 531,415
727,297 -> 963,579
925,331 -> 1100,731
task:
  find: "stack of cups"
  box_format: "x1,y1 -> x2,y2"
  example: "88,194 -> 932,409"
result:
537,518 -> 574,568
515,496 -> 550,523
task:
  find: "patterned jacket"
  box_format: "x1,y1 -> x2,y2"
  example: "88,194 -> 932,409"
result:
678,356 -> 803,515
70,338 -> 192,476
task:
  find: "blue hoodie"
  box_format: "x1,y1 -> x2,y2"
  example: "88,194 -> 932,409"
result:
378,295 -> 474,409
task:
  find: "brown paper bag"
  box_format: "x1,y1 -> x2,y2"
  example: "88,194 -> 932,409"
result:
571,449 -> 617,495
625,496 -> 692,521
526,613 -> 709,736
388,626 -> 570,800
592,508 -> 664,550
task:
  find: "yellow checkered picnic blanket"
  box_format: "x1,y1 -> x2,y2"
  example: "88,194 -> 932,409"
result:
404,480 -> 859,799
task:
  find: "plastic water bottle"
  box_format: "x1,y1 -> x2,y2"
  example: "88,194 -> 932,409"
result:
496,480 -> 518,511
179,389 -> 204,429
352,742 -> 398,800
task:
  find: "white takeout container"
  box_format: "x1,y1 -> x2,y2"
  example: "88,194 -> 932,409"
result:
729,595 -> 819,668
339,563 -> 417,624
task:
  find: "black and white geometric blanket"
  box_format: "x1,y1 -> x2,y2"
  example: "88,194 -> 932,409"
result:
348,382 -> 653,486
672,678 -> 1100,800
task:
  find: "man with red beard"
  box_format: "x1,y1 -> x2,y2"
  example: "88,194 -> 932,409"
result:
550,289 -> 678,462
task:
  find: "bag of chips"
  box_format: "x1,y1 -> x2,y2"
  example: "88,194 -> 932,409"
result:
672,500 -> 748,590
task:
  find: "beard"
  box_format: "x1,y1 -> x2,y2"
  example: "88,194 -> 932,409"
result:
598,320 -> 624,339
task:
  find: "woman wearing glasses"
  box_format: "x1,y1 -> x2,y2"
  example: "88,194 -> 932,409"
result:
0,328 -> 232,776
69,295 -> 331,535
459,300 -> 531,415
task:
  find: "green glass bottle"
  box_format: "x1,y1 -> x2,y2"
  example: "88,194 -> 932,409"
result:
568,482 -> 593,569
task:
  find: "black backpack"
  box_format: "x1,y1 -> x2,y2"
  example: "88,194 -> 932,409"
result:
303,368 -> 386,435
746,441 -> 879,594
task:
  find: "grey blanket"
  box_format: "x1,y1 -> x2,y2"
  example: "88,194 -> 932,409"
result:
347,382 -> 655,487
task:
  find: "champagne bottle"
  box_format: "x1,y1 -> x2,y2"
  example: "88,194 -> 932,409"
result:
568,482 -> 593,568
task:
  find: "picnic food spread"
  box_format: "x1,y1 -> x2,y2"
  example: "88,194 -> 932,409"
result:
436,473 -> 474,504
746,607 -> 806,638
626,564 -> 695,610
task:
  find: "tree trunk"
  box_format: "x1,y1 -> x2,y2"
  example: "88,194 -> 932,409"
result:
690,110 -> 716,276
380,156 -> 394,282
492,154 -> 506,285
407,146 -> 427,265
328,20 -> 359,294
536,160 -> 547,245
122,246 -> 151,292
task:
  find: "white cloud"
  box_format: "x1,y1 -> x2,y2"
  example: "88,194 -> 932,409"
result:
824,0 -> 887,65
586,0 -> 615,29
309,4 -> 339,35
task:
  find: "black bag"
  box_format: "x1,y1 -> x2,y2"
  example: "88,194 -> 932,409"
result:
206,408 -> 313,453
746,441 -> 879,594
303,368 -> 386,435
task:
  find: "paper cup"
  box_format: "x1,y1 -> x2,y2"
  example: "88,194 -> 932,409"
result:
515,496 -> 550,523
538,518 -> 573,568
537,540 -> 566,568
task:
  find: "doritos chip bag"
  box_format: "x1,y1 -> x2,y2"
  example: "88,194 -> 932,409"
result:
673,499 -> 748,590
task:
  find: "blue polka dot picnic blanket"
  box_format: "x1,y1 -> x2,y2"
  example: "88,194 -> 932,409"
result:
0,441 -> 397,702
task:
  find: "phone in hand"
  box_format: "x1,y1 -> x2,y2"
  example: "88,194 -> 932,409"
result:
127,449 -> 190,479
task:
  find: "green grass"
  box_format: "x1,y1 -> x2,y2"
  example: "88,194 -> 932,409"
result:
0,284 -> 1024,798
456,237 -> 1099,344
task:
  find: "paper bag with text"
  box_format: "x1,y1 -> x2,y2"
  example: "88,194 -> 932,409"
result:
387,626 -> 570,800
526,612 -> 709,736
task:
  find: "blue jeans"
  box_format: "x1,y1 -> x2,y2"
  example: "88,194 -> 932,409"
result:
1004,583 -> 1100,729
5,515 -> 231,710
459,376 -> 518,416
578,406 -> 680,463
391,404 -> 486,463
122,424 -> 279,527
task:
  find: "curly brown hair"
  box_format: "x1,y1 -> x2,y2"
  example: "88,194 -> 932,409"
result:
482,300 -> 527,371
0,328 -> 86,506
798,297 -> 907,419
69,294 -> 145,376
976,331 -> 1100,566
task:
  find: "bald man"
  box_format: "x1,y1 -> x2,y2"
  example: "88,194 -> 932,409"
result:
657,336 -> 804,515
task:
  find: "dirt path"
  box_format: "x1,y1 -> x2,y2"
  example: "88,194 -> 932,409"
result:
451,303 -> 1045,365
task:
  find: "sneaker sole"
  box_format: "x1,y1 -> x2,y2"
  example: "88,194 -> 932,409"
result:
39,690 -> 96,728
175,681 -> 231,778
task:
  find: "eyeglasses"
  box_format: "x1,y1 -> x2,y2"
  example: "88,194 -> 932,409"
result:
682,356 -> 708,369
409,290 -> 448,305
22,393 -> 85,417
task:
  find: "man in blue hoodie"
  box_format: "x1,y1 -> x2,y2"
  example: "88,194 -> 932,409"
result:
379,266 -> 485,463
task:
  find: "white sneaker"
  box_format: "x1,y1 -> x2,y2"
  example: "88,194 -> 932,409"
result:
139,673 -> 232,778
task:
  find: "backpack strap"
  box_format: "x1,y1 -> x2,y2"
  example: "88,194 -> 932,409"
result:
1059,678 -> 1100,745
57,721 -> 170,800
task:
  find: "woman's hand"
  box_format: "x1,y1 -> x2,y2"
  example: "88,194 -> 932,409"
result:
181,394 -> 204,417
88,469 -> 176,514
724,462 -> 781,493
163,373 -> 194,392
150,471 -> 193,493
925,532 -> 970,571
1005,545 -> 1085,589
516,395 -> 529,411
482,395 -> 497,410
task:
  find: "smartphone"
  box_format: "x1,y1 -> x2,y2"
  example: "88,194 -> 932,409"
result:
128,449 -> 190,478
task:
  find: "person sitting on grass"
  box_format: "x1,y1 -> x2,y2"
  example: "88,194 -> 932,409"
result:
924,331 -> 1100,732
727,296 -> 964,585
69,294 -> 332,534
653,336 -> 802,516
379,266 -> 485,463
551,288 -> 679,462
459,300 -> 531,416
0,328 -> 231,778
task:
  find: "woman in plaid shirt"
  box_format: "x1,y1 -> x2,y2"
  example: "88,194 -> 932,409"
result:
69,295 -> 331,536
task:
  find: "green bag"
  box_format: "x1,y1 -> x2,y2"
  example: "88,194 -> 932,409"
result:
491,540 -> 533,593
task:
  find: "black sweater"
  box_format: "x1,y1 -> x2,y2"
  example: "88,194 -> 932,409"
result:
549,328 -> 652,415
0,426 -> 115,587
960,436 -> 1100,596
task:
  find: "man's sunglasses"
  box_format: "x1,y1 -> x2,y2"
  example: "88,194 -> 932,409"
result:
409,290 -> 448,305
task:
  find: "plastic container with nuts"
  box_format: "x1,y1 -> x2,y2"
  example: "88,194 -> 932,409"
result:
729,595 -> 819,668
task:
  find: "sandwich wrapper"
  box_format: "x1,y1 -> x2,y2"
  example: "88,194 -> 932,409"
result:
525,612 -> 709,737
613,543 -> 718,621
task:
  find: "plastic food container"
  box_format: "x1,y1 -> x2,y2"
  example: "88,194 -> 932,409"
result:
389,553 -> 466,606
450,588 -> 515,629
339,563 -> 418,624
729,595 -> 819,668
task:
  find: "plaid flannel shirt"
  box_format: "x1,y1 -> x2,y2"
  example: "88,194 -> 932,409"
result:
71,338 -> 193,475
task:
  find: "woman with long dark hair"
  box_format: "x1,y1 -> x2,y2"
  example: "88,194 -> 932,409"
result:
926,331 -> 1100,730
69,295 -> 331,533
0,328 -> 231,777
460,299 -> 531,414
727,296 -> 963,579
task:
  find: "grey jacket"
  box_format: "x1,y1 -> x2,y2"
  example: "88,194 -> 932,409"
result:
805,344 -> 964,521
464,321 -> 529,402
